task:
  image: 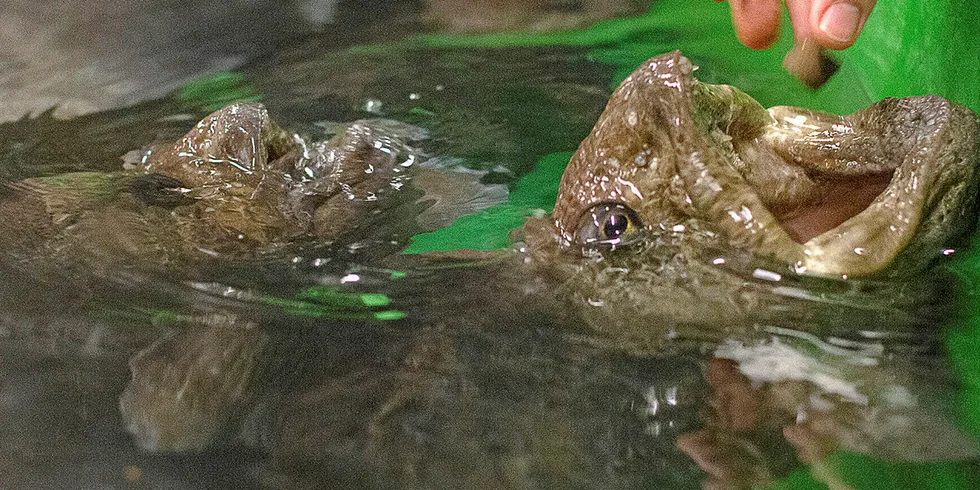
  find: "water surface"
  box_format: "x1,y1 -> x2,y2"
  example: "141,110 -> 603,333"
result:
1,3 -> 979,490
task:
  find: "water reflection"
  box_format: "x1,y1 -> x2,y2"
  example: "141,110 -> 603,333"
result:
1,16 -> 978,490
679,346 -> 977,489
0,0 -> 645,122
101,257 -> 718,488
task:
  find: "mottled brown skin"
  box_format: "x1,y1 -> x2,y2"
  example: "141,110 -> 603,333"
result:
140,102 -> 406,254
139,102 -> 301,250
0,103 -> 409,272
0,103 -> 417,453
108,104 -> 419,453
553,51 -> 980,277
104,63 -> 980,485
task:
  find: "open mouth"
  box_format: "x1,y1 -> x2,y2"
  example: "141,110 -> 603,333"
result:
769,172 -> 895,244
566,170 -> 897,249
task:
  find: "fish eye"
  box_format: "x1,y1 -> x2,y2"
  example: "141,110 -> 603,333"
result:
574,202 -> 644,246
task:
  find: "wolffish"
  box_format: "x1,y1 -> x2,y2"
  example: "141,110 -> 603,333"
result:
549,51 -> 980,277
0,102 -> 419,276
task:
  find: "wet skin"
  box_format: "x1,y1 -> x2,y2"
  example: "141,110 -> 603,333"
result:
6,54 -> 978,485
550,51 -> 980,277
114,56 -> 980,488
0,102 -> 419,453
114,104 -> 422,452
138,102 -> 422,249
520,56 -> 980,485
0,102 -> 413,272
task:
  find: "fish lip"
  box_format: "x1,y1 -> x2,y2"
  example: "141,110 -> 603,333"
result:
767,171 -> 896,245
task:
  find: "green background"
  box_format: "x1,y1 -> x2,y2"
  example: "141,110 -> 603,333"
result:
401,1 -> 980,488
177,1 -> 980,487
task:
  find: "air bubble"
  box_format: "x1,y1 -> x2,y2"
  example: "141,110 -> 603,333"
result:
363,99 -> 384,114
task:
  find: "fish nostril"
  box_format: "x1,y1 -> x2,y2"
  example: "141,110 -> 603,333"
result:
128,173 -> 192,207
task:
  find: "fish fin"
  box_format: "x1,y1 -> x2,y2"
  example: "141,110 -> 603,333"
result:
411,165 -> 509,231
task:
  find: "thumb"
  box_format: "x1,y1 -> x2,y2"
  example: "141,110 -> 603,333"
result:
809,0 -> 878,50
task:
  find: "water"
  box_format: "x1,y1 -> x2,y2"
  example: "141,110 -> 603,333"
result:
2,3 -> 979,490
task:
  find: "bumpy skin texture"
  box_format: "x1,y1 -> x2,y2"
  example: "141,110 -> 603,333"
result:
554,51 -> 980,276
109,104 -> 415,453
0,102 -> 409,272
0,103 -> 415,453
140,102 -> 405,254
140,102 -> 300,250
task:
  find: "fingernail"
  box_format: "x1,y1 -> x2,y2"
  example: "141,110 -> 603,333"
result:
819,3 -> 861,44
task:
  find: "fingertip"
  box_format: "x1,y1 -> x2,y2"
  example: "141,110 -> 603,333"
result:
737,27 -> 782,50
810,0 -> 874,50
729,0 -> 783,50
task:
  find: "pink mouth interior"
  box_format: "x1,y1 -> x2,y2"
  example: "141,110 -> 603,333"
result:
773,173 -> 894,244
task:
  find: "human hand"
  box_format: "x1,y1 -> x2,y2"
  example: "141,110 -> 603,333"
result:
719,0 -> 877,50
676,358 -> 846,489
716,0 -> 879,87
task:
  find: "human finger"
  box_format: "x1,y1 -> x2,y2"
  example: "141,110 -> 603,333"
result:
784,0 -> 815,41
784,0 -> 839,88
720,0 -> 784,50
809,0 -> 878,50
